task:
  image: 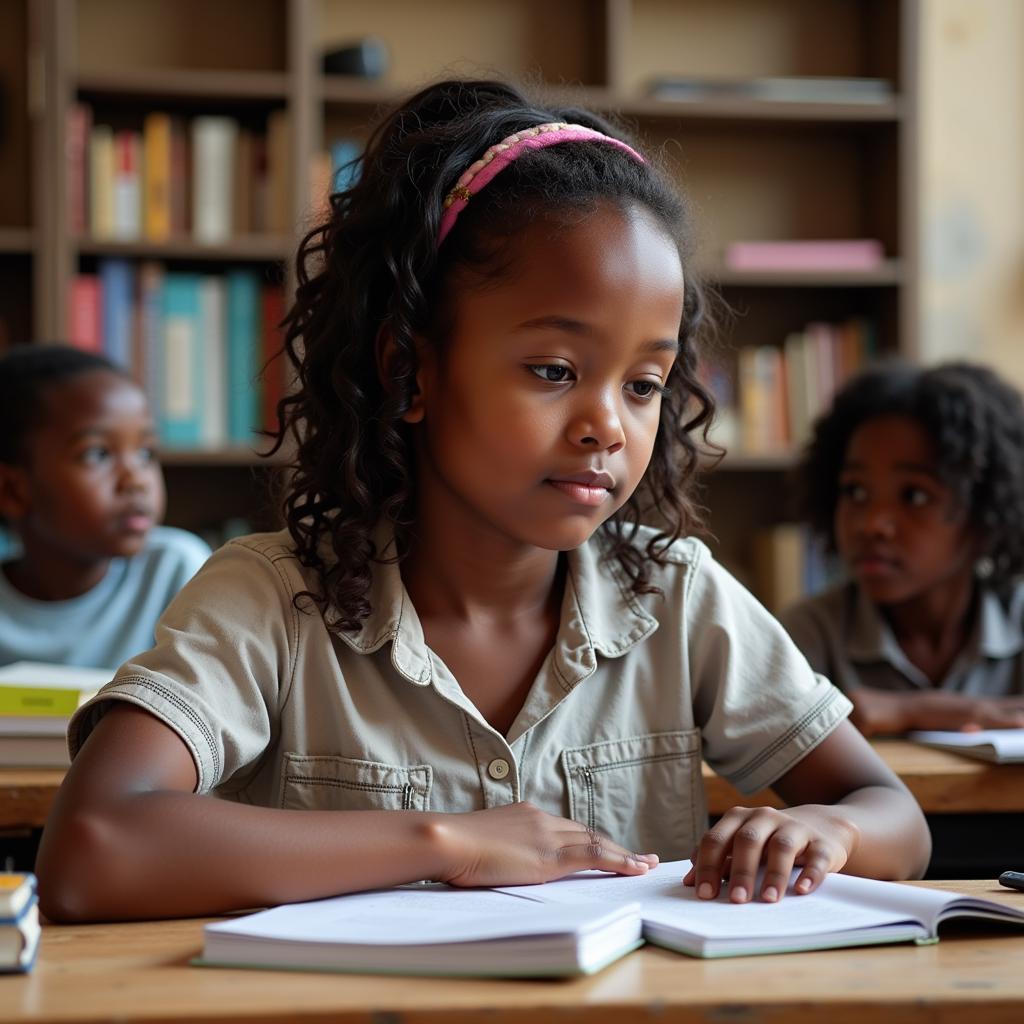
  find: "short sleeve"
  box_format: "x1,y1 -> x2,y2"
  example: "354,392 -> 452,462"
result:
68,537 -> 300,794
778,599 -> 831,676
686,552 -> 853,795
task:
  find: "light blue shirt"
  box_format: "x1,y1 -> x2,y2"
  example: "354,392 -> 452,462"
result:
0,526 -> 212,671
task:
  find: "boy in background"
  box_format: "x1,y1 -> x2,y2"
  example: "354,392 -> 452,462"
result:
0,345 -> 210,669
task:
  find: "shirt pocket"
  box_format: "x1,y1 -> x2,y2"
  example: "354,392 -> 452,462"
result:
560,730 -> 703,860
280,753 -> 432,812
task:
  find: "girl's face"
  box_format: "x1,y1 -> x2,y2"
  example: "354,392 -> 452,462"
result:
834,414 -> 977,606
10,370 -> 166,563
409,201 -> 684,554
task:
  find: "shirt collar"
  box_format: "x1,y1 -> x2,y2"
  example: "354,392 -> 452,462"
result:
333,527 -> 660,688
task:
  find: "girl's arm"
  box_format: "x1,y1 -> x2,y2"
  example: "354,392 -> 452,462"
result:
37,704 -> 655,922
684,720 -> 931,903
850,687 -> 1024,735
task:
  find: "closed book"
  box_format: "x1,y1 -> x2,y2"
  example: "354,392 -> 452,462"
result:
724,240 -> 884,272
192,116 -> 238,244
226,270 -> 262,445
805,322 -> 838,416
261,284 -> 286,433
66,102 -> 92,237
329,138 -> 361,194
782,331 -> 810,447
266,108 -> 291,235
232,128 -> 255,235
160,273 -> 203,447
199,276 -> 228,448
0,662 -> 109,719
68,275 -> 102,353
170,116 -> 189,235
909,730 -> 1024,764
112,130 -> 142,240
0,736 -> 70,768
99,258 -> 135,371
0,877 -> 40,974
88,123 -> 115,239
751,524 -> 808,614
143,112 -> 173,240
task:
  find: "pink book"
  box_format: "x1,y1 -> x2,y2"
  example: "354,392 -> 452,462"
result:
68,275 -> 102,353
725,239 -> 884,272
66,103 -> 92,237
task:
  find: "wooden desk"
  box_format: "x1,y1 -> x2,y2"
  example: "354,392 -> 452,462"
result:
3,739 -> 1024,830
1,880 -> 1022,1023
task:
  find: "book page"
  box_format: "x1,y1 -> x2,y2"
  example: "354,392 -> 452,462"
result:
206,885 -> 638,946
498,860 -> 954,939
910,729 -> 1024,760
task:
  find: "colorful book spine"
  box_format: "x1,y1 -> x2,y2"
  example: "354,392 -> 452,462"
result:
66,103 -> 92,237
724,239 -> 884,272
192,116 -> 238,244
226,270 -> 262,445
143,113 -> 172,241
88,124 -> 115,240
68,275 -> 102,353
199,276 -> 228,448
112,130 -> 142,240
98,259 -> 135,371
137,262 -> 165,424
160,273 -> 203,447
261,285 -> 286,433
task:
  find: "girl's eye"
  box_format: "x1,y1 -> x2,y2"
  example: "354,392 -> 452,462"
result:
626,380 -> 668,401
528,364 -> 574,383
137,447 -> 159,466
904,486 -> 931,508
838,481 -> 867,502
79,446 -> 110,466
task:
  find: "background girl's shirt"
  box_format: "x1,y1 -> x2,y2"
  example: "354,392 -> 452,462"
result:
0,526 -> 211,670
68,527 -> 851,861
781,581 -> 1024,696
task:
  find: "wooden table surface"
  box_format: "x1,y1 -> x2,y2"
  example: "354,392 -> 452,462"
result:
1,880 -> 1022,1023
4,740 -> 1024,831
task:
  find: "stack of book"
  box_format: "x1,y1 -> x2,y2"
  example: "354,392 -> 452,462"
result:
0,662 -> 110,768
67,104 -> 293,243
648,76 -> 894,106
0,874 -> 39,974
68,263 -> 288,447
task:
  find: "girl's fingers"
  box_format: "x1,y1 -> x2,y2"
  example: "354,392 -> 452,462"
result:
722,809 -> 793,903
759,828 -> 807,902
557,828 -> 658,877
690,808 -> 751,899
792,840 -> 836,895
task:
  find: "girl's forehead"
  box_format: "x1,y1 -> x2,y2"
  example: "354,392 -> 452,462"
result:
37,371 -> 149,432
846,414 -> 937,466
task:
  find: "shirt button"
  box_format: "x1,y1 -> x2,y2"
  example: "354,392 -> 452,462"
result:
487,757 -> 511,780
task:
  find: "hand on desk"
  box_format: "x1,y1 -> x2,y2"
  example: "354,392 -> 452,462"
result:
851,688 -> 1024,737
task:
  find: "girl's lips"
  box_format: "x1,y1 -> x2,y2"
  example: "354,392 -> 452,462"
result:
853,556 -> 899,577
547,480 -> 612,507
121,513 -> 153,533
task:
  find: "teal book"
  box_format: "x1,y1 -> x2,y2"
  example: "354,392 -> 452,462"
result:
99,258 -> 135,372
226,270 -> 262,445
159,273 -> 203,447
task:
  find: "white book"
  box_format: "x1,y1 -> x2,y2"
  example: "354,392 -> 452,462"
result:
199,860 -> 1024,977
909,729 -> 1024,763
192,116 -> 238,244
199,276 -> 228,447
0,662 -> 111,738
200,886 -> 642,977
498,859 -> 1024,959
0,735 -> 70,768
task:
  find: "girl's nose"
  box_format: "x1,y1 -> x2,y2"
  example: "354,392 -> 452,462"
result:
569,393 -> 625,453
859,502 -> 896,538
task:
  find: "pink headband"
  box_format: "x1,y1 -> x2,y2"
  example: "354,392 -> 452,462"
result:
437,121 -> 646,247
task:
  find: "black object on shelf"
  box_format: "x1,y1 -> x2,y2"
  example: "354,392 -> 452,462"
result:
322,38 -> 389,79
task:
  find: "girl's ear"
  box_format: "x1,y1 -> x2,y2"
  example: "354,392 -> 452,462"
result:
0,463 -> 30,521
375,325 -> 431,424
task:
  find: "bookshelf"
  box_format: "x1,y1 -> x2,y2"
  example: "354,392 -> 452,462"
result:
1,0 -> 919,598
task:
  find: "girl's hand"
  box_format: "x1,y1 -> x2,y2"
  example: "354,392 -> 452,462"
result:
427,802 -> 658,888
683,805 -> 859,903
853,688 -> 1024,736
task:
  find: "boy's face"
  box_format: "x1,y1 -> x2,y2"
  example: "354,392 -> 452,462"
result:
408,202 -> 684,554
834,414 -> 976,606
4,370 -> 165,563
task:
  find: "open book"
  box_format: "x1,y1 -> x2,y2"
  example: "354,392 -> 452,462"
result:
909,729 -> 1024,763
200,860 -> 1024,976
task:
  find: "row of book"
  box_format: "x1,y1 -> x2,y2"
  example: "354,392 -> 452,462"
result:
748,523 -> 839,615
704,319 -> 876,455
68,260 -> 287,447
67,101 -> 365,242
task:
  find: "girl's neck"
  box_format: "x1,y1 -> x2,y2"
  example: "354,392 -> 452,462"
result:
3,543 -> 111,602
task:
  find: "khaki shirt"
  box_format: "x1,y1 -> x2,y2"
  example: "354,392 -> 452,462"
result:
781,581 -> 1024,696
70,528 -> 851,860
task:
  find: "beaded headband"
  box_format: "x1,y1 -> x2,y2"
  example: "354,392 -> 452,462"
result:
437,122 -> 646,247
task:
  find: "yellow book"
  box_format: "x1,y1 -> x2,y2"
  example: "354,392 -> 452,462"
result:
143,112 -> 172,240
89,124 -> 115,239
0,662 -> 109,722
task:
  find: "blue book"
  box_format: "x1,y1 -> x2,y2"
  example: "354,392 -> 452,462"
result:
159,273 -> 203,447
99,258 -> 135,371
226,270 -> 261,445
330,139 -> 361,193
0,873 -> 39,973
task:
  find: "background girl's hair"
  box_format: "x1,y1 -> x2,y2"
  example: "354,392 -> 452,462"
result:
268,78 -> 717,630
800,360 -> 1024,594
0,344 -> 122,463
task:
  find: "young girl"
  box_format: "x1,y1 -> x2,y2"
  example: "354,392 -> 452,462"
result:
38,80 -> 928,922
0,345 -> 210,668
782,361 -> 1024,737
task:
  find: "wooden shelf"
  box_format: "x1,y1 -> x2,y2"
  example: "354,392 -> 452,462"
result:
159,446 -> 290,468
708,261 -> 903,288
0,227 -> 34,255
76,68 -> 289,104
75,236 -> 292,263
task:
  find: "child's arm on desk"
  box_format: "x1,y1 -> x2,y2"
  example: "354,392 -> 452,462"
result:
36,704 -> 656,922
685,720 -> 930,903
849,688 -> 1024,736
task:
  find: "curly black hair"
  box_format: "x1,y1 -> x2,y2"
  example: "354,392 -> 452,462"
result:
0,344 -> 124,464
268,78 -> 717,631
799,361 -> 1024,595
